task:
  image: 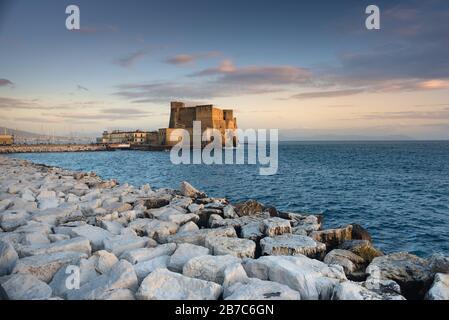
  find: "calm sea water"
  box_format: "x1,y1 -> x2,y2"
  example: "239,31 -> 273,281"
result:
9,141 -> 449,257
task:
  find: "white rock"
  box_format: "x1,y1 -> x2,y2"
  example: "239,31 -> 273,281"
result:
121,243 -> 177,264
167,226 -> 237,246
324,249 -> 365,274
100,220 -> 123,235
177,221 -> 199,234
261,217 -> 292,237
38,198 -> 60,210
36,190 -> 57,201
179,181 -> 206,198
2,273 -> 52,300
170,196 -> 193,209
426,273 -> 449,300
136,268 -> 221,300
13,251 -> 88,283
22,232 -> 50,246
240,222 -> 264,241
94,250 -> 119,274
226,278 -> 301,300
67,225 -> 113,251
48,234 -> 70,242
168,243 -> 210,272
243,255 -> 346,300
205,236 -> 256,258
183,254 -> 241,284
134,255 -> 170,282
187,203 -> 203,213
32,207 -> 75,225
0,199 -> 13,211
223,205 -> 238,218
66,260 -> 138,300
49,258 -> 100,298
260,234 -> 326,259
331,281 -> 382,300
103,235 -> 149,256
0,240 -> 19,276
0,210 -> 29,231
17,237 -> 91,257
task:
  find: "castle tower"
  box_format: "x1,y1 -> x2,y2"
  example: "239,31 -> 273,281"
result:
169,101 -> 185,128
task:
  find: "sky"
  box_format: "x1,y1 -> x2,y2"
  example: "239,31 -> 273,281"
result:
0,0 -> 449,139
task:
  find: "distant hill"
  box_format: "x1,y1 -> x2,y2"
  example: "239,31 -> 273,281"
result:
0,127 -> 94,144
0,127 -> 48,138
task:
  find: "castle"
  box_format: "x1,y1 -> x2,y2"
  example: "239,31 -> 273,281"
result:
101,101 -> 237,147
158,101 -> 238,147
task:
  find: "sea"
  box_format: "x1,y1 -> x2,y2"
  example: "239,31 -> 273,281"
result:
9,141 -> 449,257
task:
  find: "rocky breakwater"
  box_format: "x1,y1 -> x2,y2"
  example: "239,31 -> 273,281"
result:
0,156 -> 448,300
0,144 -> 108,154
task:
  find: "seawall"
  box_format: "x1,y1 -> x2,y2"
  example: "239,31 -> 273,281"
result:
0,156 -> 447,300
0,144 -> 108,154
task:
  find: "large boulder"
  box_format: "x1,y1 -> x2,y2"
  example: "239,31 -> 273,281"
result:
66,260 -> 138,300
243,255 -> 346,300
350,224 -> 372,242
136,268 -> 221,300
134,255 -> 170,282
339,240 -> 383,263
324,249 -> 365,275
425,273 -> 449,300
121,243 -> 176,264
331,281 -> 382,300
32,207 -> 76,225
179,181 -> 207,199
183,254 -> 241,284
222,263 -> 301,300
205,236 -> 256,258
0,210 -> 29,231
310,225 -> 353,249
1,273 -> 52,300
332,278 -> 405,300
168,243 -> 210,273
260,234 -> 326,259
64,225 -> 113,251
94,250 -> 118,274
103,235 -> 150,256
260,217 -> 292,237
0,240 -> 18,276
428,254 -> 449,274
49,257 -> 100,298
12,251 -> 88,283
279,212 -> 321,235
167,227 -> 237,246
234,200 -> 264,217
17,237 -> 91,257
366,252 -> 433,300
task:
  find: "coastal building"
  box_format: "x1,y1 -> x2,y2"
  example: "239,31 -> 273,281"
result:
0,129 -> 14,146
98,101 -> 238,148
158,101 -> 238,146
0,135 -> 14,146
101,130 -> 156,145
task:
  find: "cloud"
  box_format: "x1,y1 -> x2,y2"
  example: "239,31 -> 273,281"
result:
359,109 -> 449,120
165,51 -> 221,65
0,97 -> 39,109
291,89 -> 364,100
0,79 -> 14,88
114,50 -> 147,68
77,85 -> 89,91
166,54 -> 195,65
191,60 -> 311,85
